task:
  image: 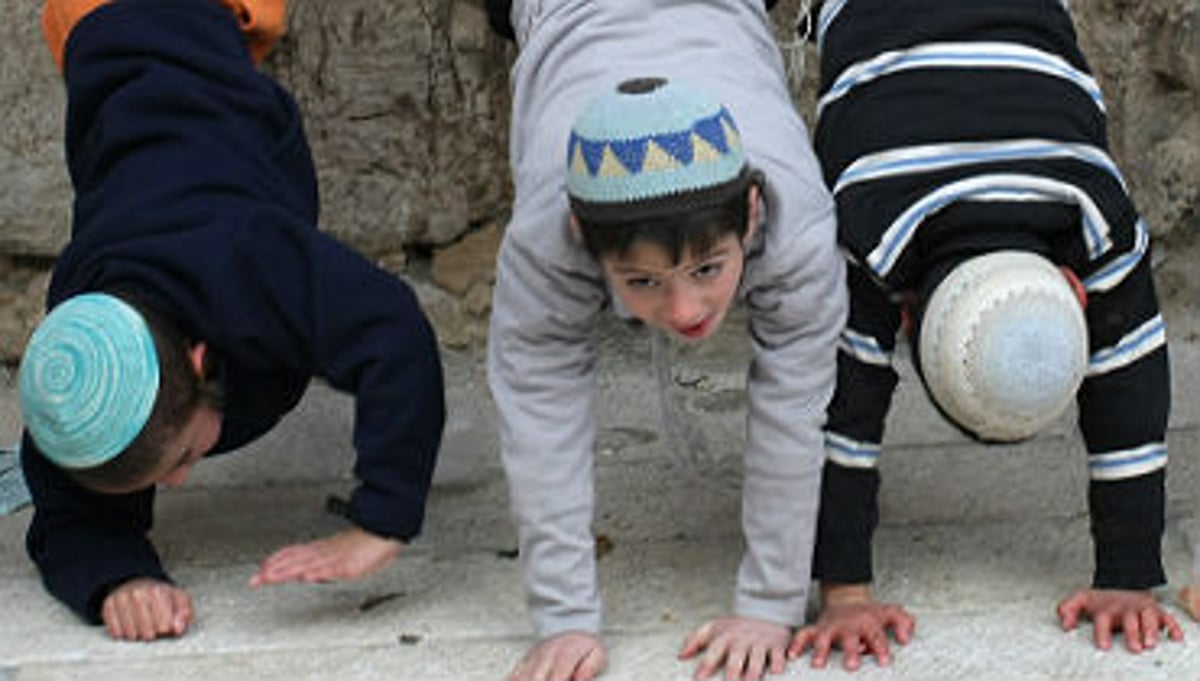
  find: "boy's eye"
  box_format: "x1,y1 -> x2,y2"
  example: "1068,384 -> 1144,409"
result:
624,277 -> 659,290
693,261 -> 724,279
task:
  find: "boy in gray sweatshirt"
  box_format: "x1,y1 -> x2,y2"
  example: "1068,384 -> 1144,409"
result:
486,2 -> 846,679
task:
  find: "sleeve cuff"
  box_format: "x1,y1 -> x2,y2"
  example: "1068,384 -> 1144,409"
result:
1089,471 -> 1166,590
812,462 -> 879,584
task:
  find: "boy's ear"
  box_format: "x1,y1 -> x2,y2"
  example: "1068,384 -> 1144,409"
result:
568,214 -> 583,243
743,183 -> 761,247
188,342 -> 209,379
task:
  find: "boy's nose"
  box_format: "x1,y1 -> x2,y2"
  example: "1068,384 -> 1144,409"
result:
665,283 -> 704,326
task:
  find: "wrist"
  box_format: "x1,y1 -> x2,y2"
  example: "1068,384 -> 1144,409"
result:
349,526 -> 405,552
820,582 -> 874,607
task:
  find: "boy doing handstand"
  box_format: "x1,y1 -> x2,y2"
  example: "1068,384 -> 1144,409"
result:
19,0 -> 444,641
790,0 -> 1184,669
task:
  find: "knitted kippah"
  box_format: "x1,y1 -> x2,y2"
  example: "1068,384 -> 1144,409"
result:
18,293 -> 160,469
918,251 -> 1088,442
567,77 -> 750,223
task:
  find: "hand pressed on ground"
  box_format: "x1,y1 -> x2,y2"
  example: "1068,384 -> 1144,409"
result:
788,583 -> 915,671
102,577 -> 194,642
509,630 -> 607,681
679,616 -> 790,681
249,527 -> 404,588
1057,587 -> 1184,653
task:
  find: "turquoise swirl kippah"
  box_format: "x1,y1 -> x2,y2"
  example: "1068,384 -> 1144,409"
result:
18,293 -> 159,469
567,77 -> 750,222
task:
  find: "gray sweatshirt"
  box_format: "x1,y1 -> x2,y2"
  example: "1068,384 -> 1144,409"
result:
488,0 -> 848,637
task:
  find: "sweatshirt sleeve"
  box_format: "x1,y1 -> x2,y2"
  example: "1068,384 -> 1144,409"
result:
487,199 -> 610,637
21,433 -> 169,624
213,227 -> 447,542
812,262 -> 901,584
734,176 -> 846,626
45,0 -> 443,551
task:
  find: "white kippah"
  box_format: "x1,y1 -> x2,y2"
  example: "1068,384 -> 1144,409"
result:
918,251 -> 1088,442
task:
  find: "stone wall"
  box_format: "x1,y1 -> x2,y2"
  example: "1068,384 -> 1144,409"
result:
1075,1 -> 1200,243
1,0 -> 1197,360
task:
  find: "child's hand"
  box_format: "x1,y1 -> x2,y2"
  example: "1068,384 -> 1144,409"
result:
249,527 -> 404,588
787,583 -> 915,671
678,616 -> 790,681
508,631 -> 607,681
101,578 -> 194,642
1057,588 -> 1185,652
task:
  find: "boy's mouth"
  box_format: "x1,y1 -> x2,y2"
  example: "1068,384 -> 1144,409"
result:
674,316 -> 712,340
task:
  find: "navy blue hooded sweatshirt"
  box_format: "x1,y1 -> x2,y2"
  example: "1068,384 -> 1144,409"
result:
21,0 -> 445,623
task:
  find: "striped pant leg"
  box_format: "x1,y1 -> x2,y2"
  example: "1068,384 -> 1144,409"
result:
814,262 -> 902,584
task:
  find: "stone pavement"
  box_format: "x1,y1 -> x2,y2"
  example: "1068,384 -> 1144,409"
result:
1,312 -> 1198,681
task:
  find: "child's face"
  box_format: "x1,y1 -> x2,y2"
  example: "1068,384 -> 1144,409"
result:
99,402 -> 222,493
155,402 -> 222,488
600,232 -> 747,341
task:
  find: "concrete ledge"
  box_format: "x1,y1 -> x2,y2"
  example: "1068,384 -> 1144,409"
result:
1,315 -> 1197,680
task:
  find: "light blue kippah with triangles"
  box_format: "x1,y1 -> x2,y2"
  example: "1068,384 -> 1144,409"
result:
567,77 -> 749,221
18,293 -> 159,469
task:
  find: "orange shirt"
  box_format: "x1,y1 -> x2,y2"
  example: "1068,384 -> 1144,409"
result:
43,0 -> 286,70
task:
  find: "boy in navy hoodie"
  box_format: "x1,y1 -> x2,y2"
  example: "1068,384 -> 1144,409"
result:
19,0 -> 445,641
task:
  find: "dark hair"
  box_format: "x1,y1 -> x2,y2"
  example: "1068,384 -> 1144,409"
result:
68,294 -> 221,491
575,176 -> 758,265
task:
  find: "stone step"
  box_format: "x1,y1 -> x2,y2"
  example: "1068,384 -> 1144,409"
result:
2,487 -> 1197,679
2,314 -> 1197,681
